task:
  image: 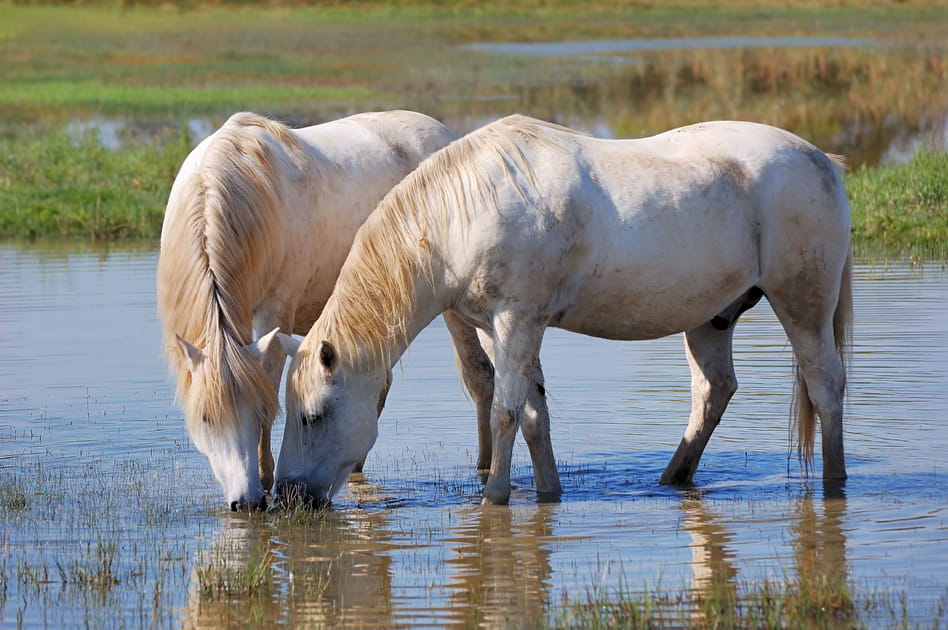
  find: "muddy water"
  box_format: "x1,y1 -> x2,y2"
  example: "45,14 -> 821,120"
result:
1,242 -> 947,628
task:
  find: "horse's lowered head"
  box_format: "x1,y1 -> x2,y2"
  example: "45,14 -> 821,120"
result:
275,335 -> 390,507
174,328 -> 282,512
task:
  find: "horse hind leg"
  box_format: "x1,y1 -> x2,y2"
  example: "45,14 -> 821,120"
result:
661,322 -> 738,485
766,258 -> 849,481
776,313 -> 847,481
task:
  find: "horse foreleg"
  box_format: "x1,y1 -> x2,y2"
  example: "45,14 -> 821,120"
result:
519,359 -> 562,499
482,311 -> 546,506
253,309 -> 294,492
443,311 -> 495,471
661,323 -> 737,485
257,430 -> 275,492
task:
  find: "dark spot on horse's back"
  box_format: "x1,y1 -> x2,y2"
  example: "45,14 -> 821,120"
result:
710,157 -> 750,189
390,142 -> 411,167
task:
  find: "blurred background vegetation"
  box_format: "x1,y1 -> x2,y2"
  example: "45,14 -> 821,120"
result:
0,1 -> 945,251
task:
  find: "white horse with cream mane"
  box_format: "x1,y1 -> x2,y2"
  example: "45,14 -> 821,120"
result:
278,114 -> 852,506
158,110 -> 506,511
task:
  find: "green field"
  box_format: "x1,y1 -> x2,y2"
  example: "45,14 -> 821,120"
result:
0,1 -> 945,254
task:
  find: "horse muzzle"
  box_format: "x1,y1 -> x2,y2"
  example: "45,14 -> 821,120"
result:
229,495 -> 268,512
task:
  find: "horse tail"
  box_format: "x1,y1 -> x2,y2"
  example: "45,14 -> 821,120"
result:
794,154 -> 852,470
158,112 -> 299,432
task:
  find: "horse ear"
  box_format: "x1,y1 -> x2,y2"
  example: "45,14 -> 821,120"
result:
247,327 -> 281,359
277,332 -> 301,358
175,334 -> 204,373
318,341 -> 337,372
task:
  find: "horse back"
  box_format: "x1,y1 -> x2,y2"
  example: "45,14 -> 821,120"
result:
447,118 -> 850,339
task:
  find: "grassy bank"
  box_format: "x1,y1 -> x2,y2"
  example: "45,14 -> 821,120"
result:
1,128 -> 945,255
1,2 -> 945,252
0,128 -> 189,240
848,151 -> 948,257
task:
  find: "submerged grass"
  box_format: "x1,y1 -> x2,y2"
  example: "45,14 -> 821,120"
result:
3,434 -> 947,627
546,580 -> 948,629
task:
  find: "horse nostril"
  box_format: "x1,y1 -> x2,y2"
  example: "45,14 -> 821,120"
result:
230,497 -> 267,513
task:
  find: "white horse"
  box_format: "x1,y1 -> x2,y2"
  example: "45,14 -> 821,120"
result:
277,114 -> 852,506
157,110 -> 503,511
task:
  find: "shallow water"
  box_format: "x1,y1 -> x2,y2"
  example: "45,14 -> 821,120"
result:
1,243 -> 947,628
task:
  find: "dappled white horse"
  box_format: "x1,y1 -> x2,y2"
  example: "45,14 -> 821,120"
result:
158,110 -> 503,511
278,114 -> 852,506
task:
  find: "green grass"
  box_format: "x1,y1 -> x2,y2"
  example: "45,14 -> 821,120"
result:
848,151 -> 948,258
1,125 -> 945,255
0,127 -> 189,240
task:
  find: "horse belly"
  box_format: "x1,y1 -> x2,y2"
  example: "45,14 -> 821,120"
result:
552,256 -> 757,341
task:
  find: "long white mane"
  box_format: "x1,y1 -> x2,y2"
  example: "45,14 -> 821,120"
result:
157,112 -> 308,433
294,115 -> 583,382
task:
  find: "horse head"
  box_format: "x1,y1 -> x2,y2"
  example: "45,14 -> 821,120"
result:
276,335 -> 390,507
175,328 -> 281,511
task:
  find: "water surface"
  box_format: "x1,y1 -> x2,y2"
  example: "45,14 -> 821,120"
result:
1,243 -> 946,627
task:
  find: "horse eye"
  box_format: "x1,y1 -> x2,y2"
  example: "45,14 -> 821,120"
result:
300,412 -> 323,427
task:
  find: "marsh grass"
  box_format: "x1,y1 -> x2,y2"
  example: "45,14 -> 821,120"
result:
0,442 -> 219,628
3,437 -> 947,627
847,151 -> 948,258
547,578 -> 948,629
194,547 -> 275,600
0,126 -> 190,240
1,121 -> 943,255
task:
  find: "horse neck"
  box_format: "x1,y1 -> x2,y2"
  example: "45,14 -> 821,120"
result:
382,274 -> 446,371
318,241 -> 450,376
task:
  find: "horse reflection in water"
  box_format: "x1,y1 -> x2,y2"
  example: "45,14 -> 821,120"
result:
157,111 -> 508,512
185,503 -> 397,628
444,504 -> 555,627
681,490 -> 849,625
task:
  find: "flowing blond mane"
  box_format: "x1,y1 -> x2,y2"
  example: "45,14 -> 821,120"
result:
157,112 -> 309,433
294,115 -> 586,385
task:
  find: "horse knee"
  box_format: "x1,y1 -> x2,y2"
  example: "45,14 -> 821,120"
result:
693,373 -> 737,408
491,408 -> 519,436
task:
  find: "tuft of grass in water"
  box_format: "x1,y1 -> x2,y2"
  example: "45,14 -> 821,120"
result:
195,547 -> 276,600
0,475 -> 29,514
546,578 -> 948,629
54,539 -> 121,593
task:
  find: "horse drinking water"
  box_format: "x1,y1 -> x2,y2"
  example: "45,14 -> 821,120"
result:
157,111 -> 504,511
278,114 -> 852,506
